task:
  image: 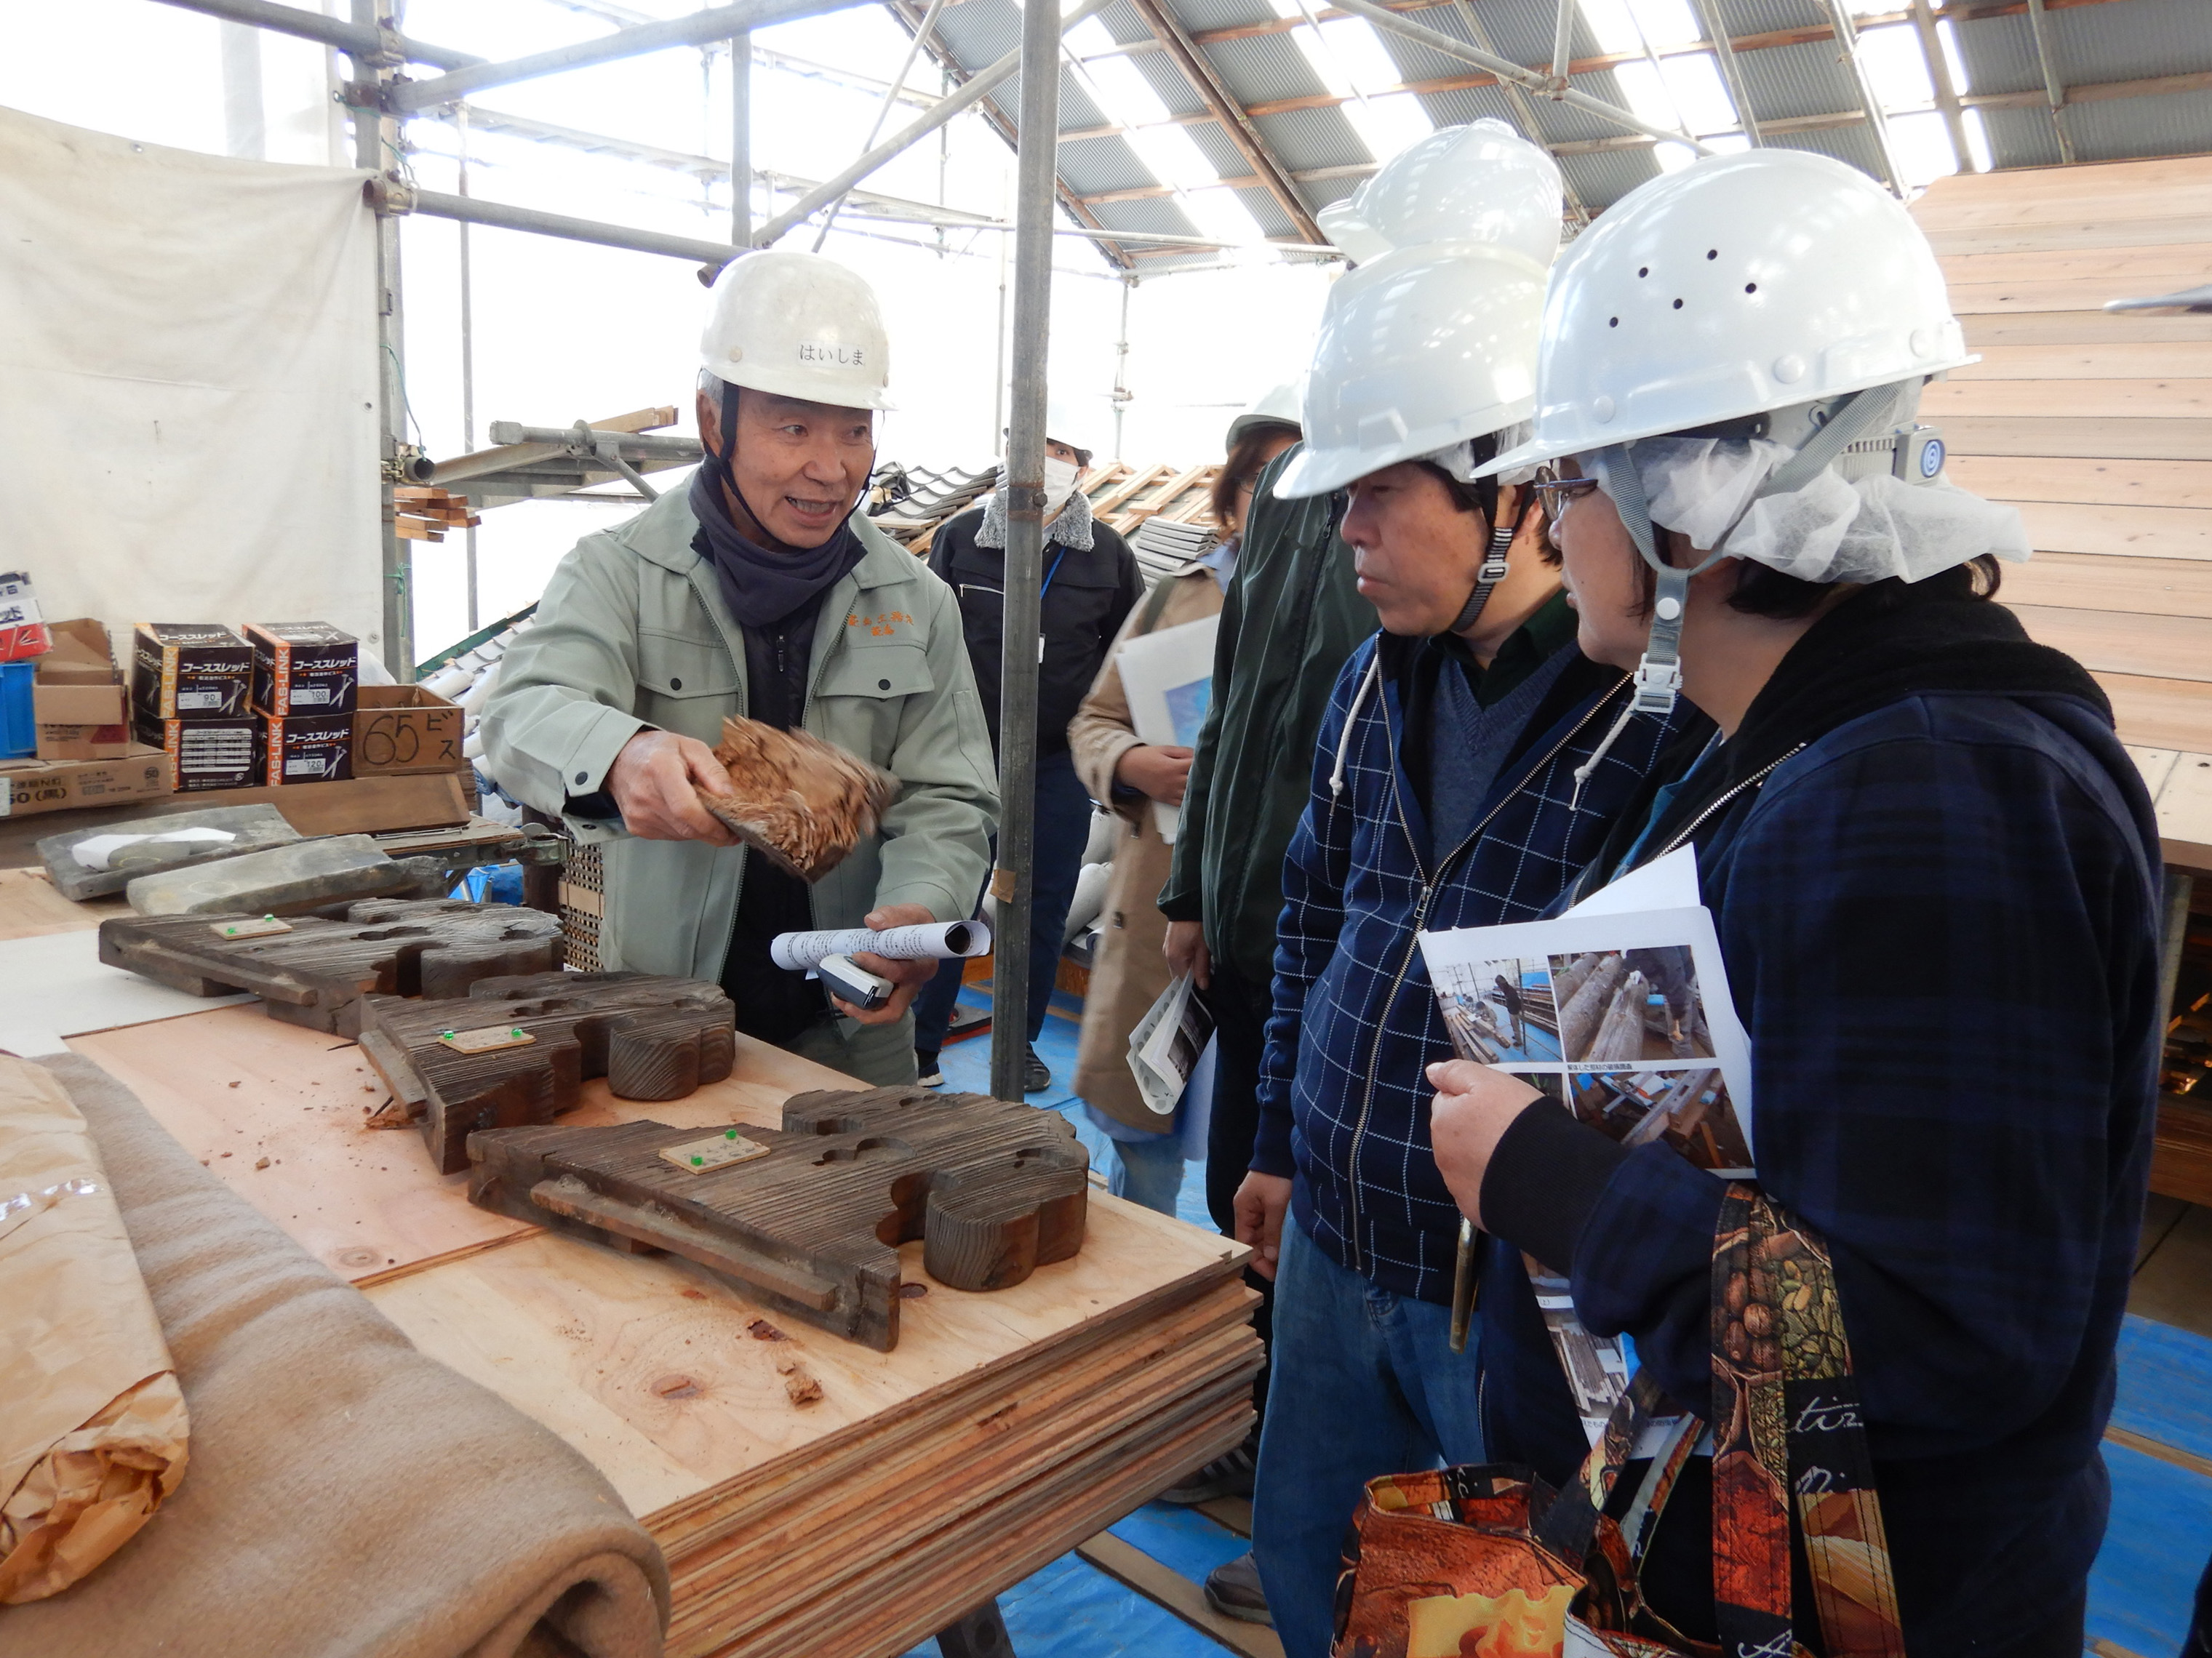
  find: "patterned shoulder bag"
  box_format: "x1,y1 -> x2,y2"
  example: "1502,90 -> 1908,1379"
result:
1330,1188 -> 1909,1658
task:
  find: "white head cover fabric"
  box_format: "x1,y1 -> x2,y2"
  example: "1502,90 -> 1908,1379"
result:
1594,434 -> 2031,583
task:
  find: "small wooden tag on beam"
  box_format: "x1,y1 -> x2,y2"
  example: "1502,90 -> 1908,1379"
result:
660,1129 -> 772,1174
437,1024 -> 537,1054
213,916 -> 292,940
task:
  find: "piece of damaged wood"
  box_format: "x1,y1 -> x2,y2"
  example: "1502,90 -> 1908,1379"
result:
466,1084 -> 1089,1350
359,970 -> 738,1174
699,717 -> 899,883
97,898 -> 562,1033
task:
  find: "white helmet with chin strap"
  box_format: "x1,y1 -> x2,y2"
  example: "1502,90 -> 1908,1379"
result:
699,249 -> 893,409
1482,148 -> 2027,724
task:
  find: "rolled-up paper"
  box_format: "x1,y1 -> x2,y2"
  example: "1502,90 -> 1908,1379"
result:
0,1057 -> 188,1603
771,920 -> 992,973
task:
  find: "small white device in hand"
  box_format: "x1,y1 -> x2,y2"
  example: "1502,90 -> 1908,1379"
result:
818,952 -> 894,1012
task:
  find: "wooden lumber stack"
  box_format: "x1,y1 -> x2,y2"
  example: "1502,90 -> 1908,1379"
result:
1909,156 -> 2212,755
67,1002 -> 1263,1658
394,486 -> 483,542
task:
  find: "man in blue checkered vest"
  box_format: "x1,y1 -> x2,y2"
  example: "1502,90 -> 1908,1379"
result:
1221,183 -> 1705,1654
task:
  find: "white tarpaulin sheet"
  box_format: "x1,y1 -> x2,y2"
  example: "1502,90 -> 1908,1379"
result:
0,105 -> 383,660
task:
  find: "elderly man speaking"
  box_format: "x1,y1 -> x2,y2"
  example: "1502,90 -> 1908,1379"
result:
481,251 -> 998,1086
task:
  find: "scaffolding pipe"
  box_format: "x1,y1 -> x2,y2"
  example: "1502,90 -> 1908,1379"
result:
750,0 -> 1113,249
732,31 -> 752,241
1909,0 -> 1975,171
392,0 -> 863,111
990,0 -> 1061,1104
487,422 -> 703,455
813,0 -> 951,250
1688,0 -> 1761,143
388,184 -> 745,265
1550,0 -> 1575,86
1327,0 -> 1714,155
356,0 -> 412,678
1821,0 -> 1906,193
148,0 -> 476,68
2021,0 -> 2076,164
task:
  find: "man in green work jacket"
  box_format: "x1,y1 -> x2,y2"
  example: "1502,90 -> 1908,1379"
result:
480,251 -> 998,1088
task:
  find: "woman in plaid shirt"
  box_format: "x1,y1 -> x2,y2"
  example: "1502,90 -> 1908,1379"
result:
1430,151 -> 2163,1653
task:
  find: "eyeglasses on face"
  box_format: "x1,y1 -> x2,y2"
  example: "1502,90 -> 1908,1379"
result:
1530,467 -> 1600,505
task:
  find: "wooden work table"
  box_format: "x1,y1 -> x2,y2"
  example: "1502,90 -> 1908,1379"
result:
0,870 -> 1262,1657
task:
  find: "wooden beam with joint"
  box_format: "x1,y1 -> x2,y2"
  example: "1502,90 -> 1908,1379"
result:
1122,0 -> 1327,245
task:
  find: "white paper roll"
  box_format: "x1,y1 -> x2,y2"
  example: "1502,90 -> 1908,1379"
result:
770,919 -> 992,972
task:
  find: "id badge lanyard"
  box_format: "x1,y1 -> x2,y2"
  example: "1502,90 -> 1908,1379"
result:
1037,544 -> 1070,663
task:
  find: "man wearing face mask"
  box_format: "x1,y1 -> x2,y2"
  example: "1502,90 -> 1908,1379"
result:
915,430 -> 1143,1093
481,251 -> 997,1087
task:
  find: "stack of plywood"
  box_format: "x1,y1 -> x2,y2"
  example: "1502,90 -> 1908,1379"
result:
64,1000 -> 1260,1658
1914,156 -> 2212,1206
1911,156 -> 2212,763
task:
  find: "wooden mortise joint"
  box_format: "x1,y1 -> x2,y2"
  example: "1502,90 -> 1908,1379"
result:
359,970 -> 738,1174
467,1084 -> 1091,1349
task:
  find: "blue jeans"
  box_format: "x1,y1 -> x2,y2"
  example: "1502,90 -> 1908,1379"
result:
1252,1218 -> 1487,1658
1104,1130 -> 1184,1216
913,746 -> 1093,1055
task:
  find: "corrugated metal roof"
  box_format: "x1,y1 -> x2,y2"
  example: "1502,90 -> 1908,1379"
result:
901,0 -> 2212,273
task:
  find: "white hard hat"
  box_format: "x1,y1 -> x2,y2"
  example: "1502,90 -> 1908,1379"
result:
1484,148 -> 1971,477
1274,242 -> 1548,500
1226,379 -> 1304,449
700,249 -> 893,412
1322,121 -> 1562,268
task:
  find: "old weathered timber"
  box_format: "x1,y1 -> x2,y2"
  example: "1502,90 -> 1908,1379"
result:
468,1084 -> 1090,1349
700,716 -> 901,883
97,899 -> 562,1034
361,971 -> 738,1174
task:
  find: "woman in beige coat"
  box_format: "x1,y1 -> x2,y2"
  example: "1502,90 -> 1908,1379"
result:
1066,411 -> 1299,1213
1067,554 -> 1225,1212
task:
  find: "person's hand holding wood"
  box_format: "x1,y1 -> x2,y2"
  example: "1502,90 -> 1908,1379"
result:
607,729 -> 741,845
1115,743 -> 1194,806
1426,1059 -> 1543,1229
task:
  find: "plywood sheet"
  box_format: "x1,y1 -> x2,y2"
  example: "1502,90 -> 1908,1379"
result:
1960,312 -> 2212,348
2002,555 -> 2212,619
1941,417 -> 2212,462
1923,217 -> 2212,258
2007,604 -> 2212,684
1917,156 -> 2212,208
1941,247 -> 2212,287
66,1001 -> 858,1282
1944,456 -> 2212,512
1911,185 -> 2212,233
2093,673 -> 2212,756
1924,379 -> 2212,420
2128,747 -> 2181,799
0,867 -> 125,940
0,927 -> 251,1057
366,1191 -> 1249,1518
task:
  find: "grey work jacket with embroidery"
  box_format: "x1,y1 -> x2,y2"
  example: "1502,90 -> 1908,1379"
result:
479,487 -> 999,984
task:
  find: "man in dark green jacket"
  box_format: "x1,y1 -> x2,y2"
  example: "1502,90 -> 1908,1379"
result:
1163,442 -> 1374,1233
1154,440 -> 1373,1526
